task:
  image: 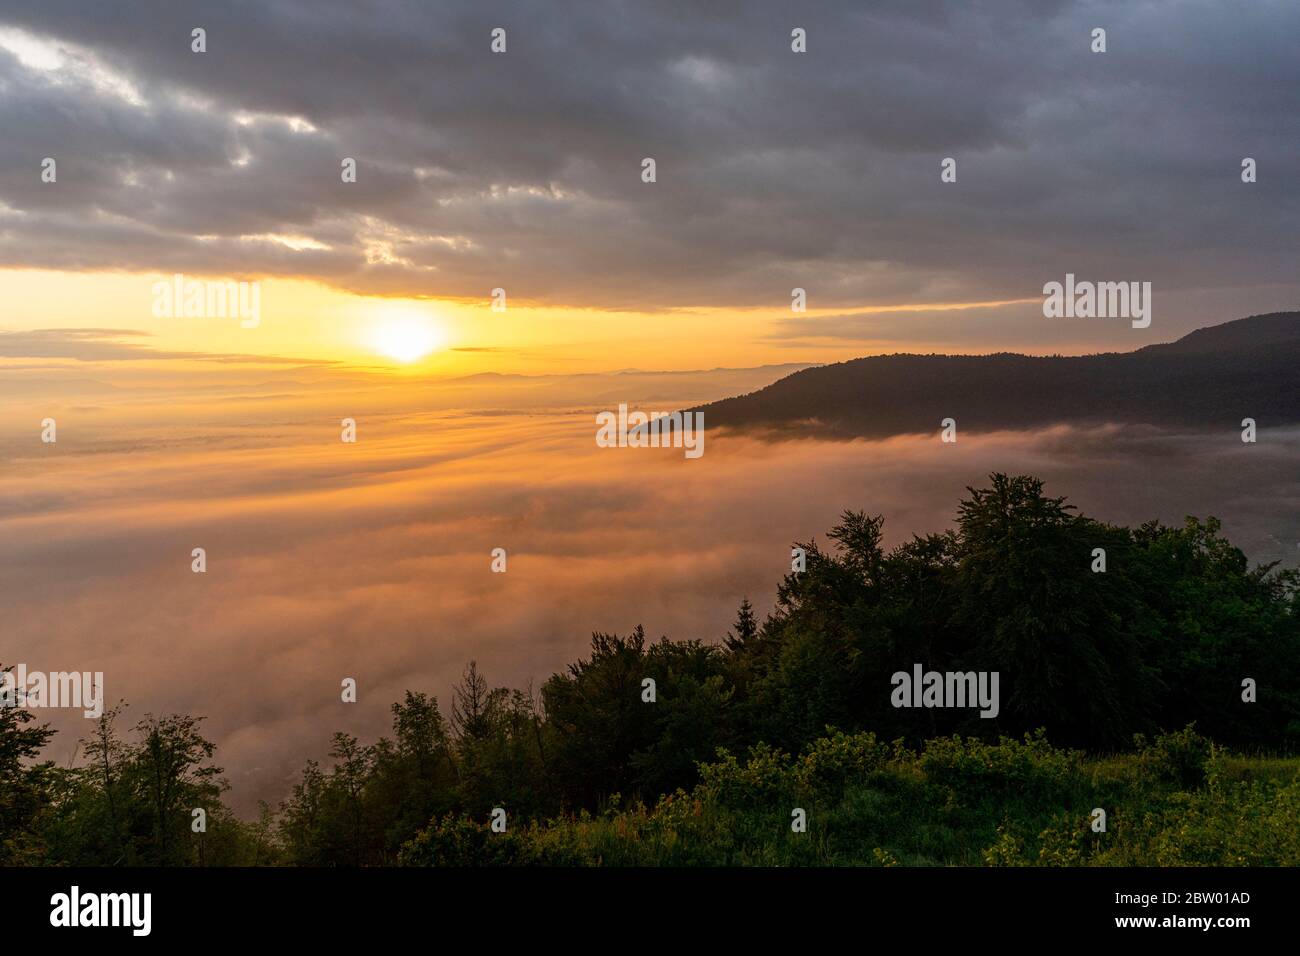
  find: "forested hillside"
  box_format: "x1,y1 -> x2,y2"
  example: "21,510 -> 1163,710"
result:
689,313 -> 1300,437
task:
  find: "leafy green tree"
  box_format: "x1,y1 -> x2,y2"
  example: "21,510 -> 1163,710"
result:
368,691 -> 459,858
542,627 -> 658,807
950,474 -> 1161,745
278,760 -> 327,865
324,733 -> 375,866
130,713 -> 225,865
0,665 -> 56,864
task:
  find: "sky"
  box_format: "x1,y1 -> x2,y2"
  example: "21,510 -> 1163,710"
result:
1,1 -> 1298,811
1,0 -> 1298,371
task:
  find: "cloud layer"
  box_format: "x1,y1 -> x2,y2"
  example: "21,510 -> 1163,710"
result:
1,1 -> 1297,314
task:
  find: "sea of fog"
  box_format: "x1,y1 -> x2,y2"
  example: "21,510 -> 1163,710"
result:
2,365 -> 1296,813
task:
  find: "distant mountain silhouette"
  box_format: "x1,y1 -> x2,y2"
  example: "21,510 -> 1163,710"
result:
688,312 -> 1300,437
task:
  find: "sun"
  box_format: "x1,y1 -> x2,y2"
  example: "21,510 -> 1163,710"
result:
367,309 -> 446,363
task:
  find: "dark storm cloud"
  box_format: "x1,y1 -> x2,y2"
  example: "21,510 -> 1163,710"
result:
0,0 -> 1296,310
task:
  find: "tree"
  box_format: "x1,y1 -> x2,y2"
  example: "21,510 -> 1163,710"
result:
130,713 -> 224,865
325,733 -> 374,866
451,661 -> 494,743
725,598 -> 759,651
542,627 -> 657,807
278,760 -> 327,865
950,474 -> 1161,745
0,665 -> 56,863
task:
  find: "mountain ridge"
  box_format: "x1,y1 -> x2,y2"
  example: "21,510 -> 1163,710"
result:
687,312 -> 1300,438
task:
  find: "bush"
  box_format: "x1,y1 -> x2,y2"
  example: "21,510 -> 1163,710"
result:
918,730 -> 1079,804
397,814 -> 525,866
1135,724 -> 1212,790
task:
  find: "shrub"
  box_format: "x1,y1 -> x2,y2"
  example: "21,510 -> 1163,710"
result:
918,730 -> 1079,804
1135,724 -> 1212,790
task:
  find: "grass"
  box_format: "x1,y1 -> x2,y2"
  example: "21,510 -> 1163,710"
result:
398,727 -> 1300,866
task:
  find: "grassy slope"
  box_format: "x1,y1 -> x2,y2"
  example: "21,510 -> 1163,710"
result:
400,728 -> 1300,866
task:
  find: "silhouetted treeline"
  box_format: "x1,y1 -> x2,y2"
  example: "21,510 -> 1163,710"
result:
4,473 -> 1298,865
